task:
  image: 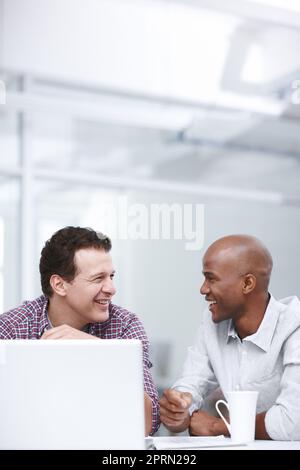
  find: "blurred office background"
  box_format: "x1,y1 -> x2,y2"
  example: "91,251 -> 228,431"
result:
1,0 -> 300,401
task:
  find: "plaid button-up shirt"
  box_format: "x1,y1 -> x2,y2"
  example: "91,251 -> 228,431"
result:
0,295 -> 160,434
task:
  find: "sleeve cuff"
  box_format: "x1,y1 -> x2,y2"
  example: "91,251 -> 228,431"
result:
189,402 -> 200,416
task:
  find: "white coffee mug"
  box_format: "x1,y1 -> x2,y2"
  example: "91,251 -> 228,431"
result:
215,390 -> 258,443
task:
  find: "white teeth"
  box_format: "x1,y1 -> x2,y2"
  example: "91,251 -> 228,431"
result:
208,301 -> 217,311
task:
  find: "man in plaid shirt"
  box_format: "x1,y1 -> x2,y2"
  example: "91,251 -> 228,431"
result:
0,226 -> 159,436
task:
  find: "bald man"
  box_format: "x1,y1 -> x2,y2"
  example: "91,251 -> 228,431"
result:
160,235 -> 300,441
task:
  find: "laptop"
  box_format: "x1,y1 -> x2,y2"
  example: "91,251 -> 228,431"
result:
0,339 -> 145,450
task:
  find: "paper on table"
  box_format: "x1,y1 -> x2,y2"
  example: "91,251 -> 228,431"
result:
146,435 -> 247,450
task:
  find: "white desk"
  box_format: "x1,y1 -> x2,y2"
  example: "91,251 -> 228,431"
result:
148,436 -> 300,450
231,440 -> 300,450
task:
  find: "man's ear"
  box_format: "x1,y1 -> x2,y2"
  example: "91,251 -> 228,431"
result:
242,274 -> 256,294
49,274 -> 68,297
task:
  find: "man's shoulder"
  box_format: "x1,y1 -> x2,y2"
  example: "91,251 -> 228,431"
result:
277,295 -> 300,327
91,303 -> 147,341
96,303 -> 146,333
277,295 -> 300,309
0,295 -> 47,327
109,303 -> 141,324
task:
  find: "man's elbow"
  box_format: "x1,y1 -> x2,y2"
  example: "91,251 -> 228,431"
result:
265,407 -> 300,440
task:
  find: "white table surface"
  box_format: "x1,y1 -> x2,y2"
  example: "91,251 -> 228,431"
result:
231,439 -> 300,450
149,436 -> 300,450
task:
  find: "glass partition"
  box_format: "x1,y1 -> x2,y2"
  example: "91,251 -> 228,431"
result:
0,176 -> 20,311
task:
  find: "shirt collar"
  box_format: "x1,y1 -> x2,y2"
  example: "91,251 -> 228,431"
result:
227,320 -> 238,341
226,294 -> 283,352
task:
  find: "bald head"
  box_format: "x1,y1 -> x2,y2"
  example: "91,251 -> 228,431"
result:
204,235 -> 273,292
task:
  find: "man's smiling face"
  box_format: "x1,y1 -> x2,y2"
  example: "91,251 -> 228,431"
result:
200,246 -> 246,323
63,247 -> 116,324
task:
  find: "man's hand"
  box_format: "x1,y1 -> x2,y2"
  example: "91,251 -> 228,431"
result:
189,409 -> 228,436
41,324 -> 99,340
159,389 -> 193,433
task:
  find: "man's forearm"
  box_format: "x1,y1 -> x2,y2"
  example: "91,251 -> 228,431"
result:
213,411 -> 270,439
255,411 -> 271,440
211,417 -> 230,436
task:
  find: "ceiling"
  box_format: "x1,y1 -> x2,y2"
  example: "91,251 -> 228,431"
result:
1,0 -> 300,203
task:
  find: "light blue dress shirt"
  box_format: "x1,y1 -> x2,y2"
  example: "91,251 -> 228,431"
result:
172,295 -> 300,440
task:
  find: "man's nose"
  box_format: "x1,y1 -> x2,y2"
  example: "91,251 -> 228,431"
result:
102,278 -> 116,295
200,280 -> 209,295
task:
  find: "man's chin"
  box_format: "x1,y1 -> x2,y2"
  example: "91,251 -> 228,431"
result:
212,315 -> 221,324
97,310 -> 110,322
91,306 -> 110,322
211,308 -> 222,324
211,310 -> 228,324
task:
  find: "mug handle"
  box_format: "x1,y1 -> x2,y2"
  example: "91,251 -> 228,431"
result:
215,399 -> 231,434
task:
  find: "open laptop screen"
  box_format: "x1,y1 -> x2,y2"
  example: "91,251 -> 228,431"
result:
0,339 -> 145,450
